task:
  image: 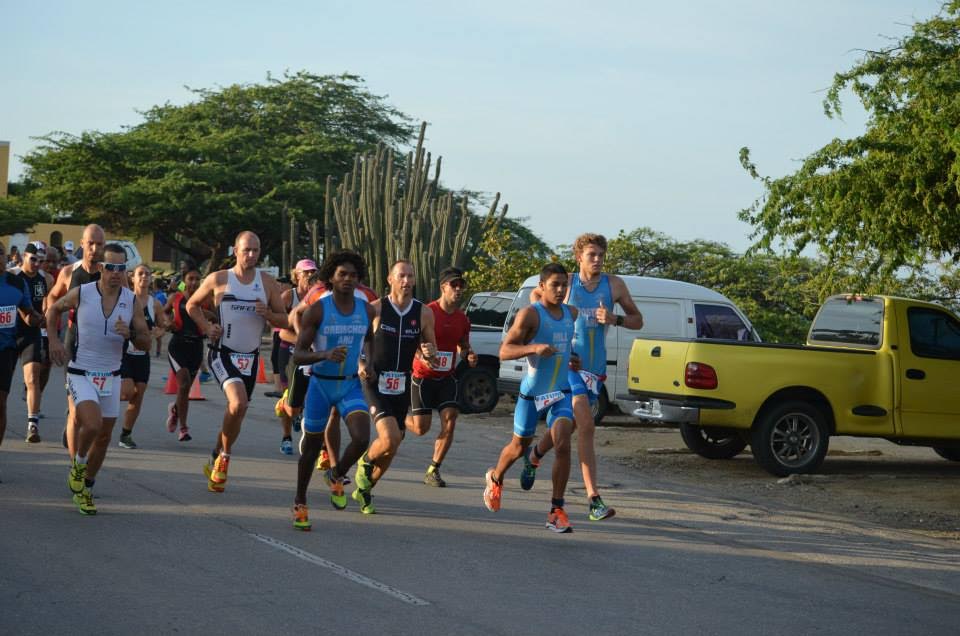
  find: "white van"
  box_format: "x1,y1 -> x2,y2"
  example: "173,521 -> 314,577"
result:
496,275 -> 758,421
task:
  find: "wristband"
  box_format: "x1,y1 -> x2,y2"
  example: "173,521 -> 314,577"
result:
616,315 -> 624,327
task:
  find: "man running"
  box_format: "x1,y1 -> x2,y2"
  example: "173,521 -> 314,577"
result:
523,234 -> 643,521
163,265 -> 207,441
47,243 -> 151,514
0,242 -> 42,480
16,243 -> 55,443
117,265 -> 166,449
188,231 -> 287,493
484,262 -> 578,533
353,259 -> 438,514
291,251 -> 375,529
406,267 -> 477,487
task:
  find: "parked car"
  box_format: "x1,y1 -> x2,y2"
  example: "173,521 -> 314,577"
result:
457,291 -> 514,413
625,294 -> 960,476
498,275 -> 757,422
73,240 -> 143,269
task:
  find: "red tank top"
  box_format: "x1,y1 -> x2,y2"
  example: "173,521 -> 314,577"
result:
413,301 -> 470,379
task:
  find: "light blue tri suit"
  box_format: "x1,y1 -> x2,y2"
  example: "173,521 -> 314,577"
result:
302,294 -> 370,433
513,302 -> 575,438
567,273 -> 614,405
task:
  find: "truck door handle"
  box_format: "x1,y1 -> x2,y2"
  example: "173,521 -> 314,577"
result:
651,346 -> 661,358
906,369 -> 926,380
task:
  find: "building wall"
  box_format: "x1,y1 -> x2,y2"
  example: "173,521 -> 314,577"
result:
0,222 -> 173,271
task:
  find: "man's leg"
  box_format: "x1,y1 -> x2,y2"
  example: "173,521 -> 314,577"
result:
365,415 -> 403,485
549,417 -> 574,501
23,359 -> 42,441
432,407 -> 458,466
218,380 -> 249,455
174,367 -> 193,434
87,416 -> 118,480
323,409 -> 340,469
120,382 -> 147,447
334,410 -> 369,481
492,434 -> 532,483
0,391 -> 7,449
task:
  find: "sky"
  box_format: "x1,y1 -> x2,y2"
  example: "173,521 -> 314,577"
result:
1,0 -> 946,252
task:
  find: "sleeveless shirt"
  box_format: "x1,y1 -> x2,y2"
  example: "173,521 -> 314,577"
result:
217,269 -> 268,353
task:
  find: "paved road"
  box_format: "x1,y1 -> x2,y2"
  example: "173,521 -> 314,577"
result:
2,355 -> 960,635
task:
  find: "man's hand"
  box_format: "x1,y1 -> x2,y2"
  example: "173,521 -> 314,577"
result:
466,347 -> 478,368
206,323 -> 223,340
114,317 -> 130,339
569,352 -> 582,372
49,340 -> 67,367
533,344 -> 557,357
358,359 -> 371,381
254,301 -> 269,317
595,300 -> 614,326
324,345 -> 348,363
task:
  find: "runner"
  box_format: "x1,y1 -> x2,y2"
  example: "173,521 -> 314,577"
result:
46,243 -> 151,514
353,259 -> 438,514
0,242 -> 42,480
290,251 -> 375,529
265,272 -> 293,400
117,265 -> 167,449
273,260 -> 318,454
47,225 -> 105,452
188,231 -> 288,493
523,233 -> 644,521
16,243 -> 55,443
406,267 -> 477,487
163,265 -> 207,442
484,262 -> 578,533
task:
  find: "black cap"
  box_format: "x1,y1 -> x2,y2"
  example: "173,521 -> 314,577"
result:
438,267 -> 466,286
24,243 -> 41,256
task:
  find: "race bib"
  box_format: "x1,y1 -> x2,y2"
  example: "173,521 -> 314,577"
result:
579,370 -> 601,395
86,371 -> 113,397
534,390 -> 564,411
0,305 -> 15,327
40,328 -> 48,337
435,351 -> 454,372
378,371 -> 406,395
230,352 -> 256,376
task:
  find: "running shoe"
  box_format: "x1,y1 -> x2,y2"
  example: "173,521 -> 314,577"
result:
519,447 -> 539,491
546,507 -> 572,533
323,469 -> 347,510
178,428 -> 192,442
68,461 -> 86,494
25,423 -> 41,444
292,414 -> 302,433
423,465 -> 446,488
74,487 -> 96,516
351,487 -> 376,514
483,468 -> 502,512
589,496 -> 616,521
280,438 -> 293,455
199,371 -> 211,383
316,448 -> 331,472
118,432 -> 137,449
292,503 -> 312,531
264,390 -> 282,398
166,402 -> 178,433
208,455 -> 229,492
354,454 -> 373,490
274,395 -> 285,418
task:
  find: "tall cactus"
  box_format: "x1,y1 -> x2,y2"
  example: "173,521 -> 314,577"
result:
326,122 -> 506,298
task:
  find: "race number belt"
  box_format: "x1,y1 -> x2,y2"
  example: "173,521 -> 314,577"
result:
434,351 -> 454,372
579,370 -> 601,395
378,371 -> 406,395
0,305 -> 15,327
229,352 -> 256,376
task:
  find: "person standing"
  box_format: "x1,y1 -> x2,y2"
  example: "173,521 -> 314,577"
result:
406,267 -> 477,487
188,231 -> 288,493
484,263 -> 578,533
47,243 -> 151,514
163,265 -> 206,442
523,234 -> 644,521
117,265 -> 166,449
353,259 -> 438,514
16,243 -> 55,443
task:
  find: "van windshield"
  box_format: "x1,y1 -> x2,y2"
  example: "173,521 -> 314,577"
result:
809,297 -> 884,348
503,287 -> 534,332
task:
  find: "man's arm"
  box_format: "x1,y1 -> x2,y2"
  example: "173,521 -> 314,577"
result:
292,302 -> 335,366
46,287 -> 81,366
499,306 -> 553,361
418,304 -> 438,363
127,297 -> 153,351
47,266 -> 72,304
458,315 -> 477,367
358,303 -> 377,381
186,273 -> 221,340
596,275 -> 643,330
256,274 -> 289,330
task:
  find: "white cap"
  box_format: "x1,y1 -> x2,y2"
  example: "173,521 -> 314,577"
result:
64,240 -> 75,251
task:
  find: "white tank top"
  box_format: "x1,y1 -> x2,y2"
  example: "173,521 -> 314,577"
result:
218,269 -> 268,353
70,282 -> 136,372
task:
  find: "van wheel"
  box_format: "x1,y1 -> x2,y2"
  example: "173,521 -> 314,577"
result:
933,447 -> 960,462
590,387 -> 610,424
458,366 -> 499,413
751,401 -> 829,476
680,423 -> 747,459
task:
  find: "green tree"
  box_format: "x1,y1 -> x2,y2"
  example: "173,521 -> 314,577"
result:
740,3 -> 960,278
0,180 -> 44,235
467,224 -> 558,293
21,72 -> 412,266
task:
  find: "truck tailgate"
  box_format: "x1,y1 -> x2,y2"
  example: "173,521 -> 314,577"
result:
627,338 -> 691,396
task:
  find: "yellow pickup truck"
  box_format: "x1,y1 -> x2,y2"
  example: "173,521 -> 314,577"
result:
624,295 -> 960,476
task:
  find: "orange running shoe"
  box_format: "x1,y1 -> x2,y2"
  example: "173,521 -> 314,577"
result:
316,448 -> 331,472
292,503 -> 312,531
546,507 -> 573,534
483,468 -> 502,512
208,454 -> 229,492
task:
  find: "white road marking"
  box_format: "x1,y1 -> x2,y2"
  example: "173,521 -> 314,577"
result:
250,533 -> 431,606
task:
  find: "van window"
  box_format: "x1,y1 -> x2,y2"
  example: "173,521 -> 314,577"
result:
466,295 -> 513,329
907,307 -> 960,360
632,298 -> 682,337
504,287 -> 535,331
694,304 -> 754,341
809,297 -> 883,348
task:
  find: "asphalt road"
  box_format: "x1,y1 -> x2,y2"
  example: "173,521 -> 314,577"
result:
2,354 -> 960,635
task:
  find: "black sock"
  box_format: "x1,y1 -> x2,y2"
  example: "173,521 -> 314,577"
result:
84,478 -> 95,488
430,461 -> 440,469
28,416 -> 39,424
591,495 -> 601,504
122,428 -> 132,436
551,498 -> 564,510
282,436 -> 292,441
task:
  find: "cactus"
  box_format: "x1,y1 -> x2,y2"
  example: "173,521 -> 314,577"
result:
326,122 -> 505,298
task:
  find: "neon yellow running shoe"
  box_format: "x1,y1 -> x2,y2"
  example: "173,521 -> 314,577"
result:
323,469 -> 347,510
68,461 -> 86,494
292,503 -> 312,531
354,454 -> 373,491
74,488 -> 96,515
351,488 -> 375,514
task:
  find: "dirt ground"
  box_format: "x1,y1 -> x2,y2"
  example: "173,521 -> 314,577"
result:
476,401 -> 960,541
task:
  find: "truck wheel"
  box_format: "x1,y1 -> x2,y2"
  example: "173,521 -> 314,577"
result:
680,423 -> 748,460
751,401 -> 829,476
458,366 -> 499,413
933,447 -> 960,462
590,387 -> 610,424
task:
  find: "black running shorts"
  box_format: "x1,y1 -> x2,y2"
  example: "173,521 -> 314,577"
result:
410,375 -> 459,415
208,345 -> 258,400
362,374 -> 411,427
0,347 -> 17,393
120,352 -> 151,384
168,335 -> 203,378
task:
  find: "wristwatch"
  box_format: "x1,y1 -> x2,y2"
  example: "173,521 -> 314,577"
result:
616,315 -> 624,327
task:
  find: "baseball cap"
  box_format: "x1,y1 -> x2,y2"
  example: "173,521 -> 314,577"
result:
438,266 -> 466,286
24,243 -> 43,257
295,259 -> 318,271
64,240 -> 75,251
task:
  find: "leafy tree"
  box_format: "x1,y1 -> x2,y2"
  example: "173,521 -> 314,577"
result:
0,180 -> 44,236
740,2 -> 960,278
467,223 -> 558,293
21,72 -> 413,266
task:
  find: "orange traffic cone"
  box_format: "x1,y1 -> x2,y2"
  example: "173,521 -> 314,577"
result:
188,375 -> 206,401
257,357 -> 270,384
164,372 -> 179,395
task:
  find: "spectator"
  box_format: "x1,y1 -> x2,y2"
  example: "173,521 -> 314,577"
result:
8,245 -> 22,268
63,240 -> 79,264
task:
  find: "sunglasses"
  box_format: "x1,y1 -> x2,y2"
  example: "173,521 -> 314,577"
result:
447,280 -> 466,289
103,263 -> 127,272
26,255 -> 39,263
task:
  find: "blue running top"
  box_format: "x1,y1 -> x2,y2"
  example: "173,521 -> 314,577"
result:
311,294 -> 369,378
519,302 -> 575,397
569,273 -> 614,376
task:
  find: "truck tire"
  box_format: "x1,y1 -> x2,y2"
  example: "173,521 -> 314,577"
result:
751,401 -> 829,476
590,387 -> 610,424
680,423 -> 748,460
933,447 -> 960,462
458,366 -> 499,413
